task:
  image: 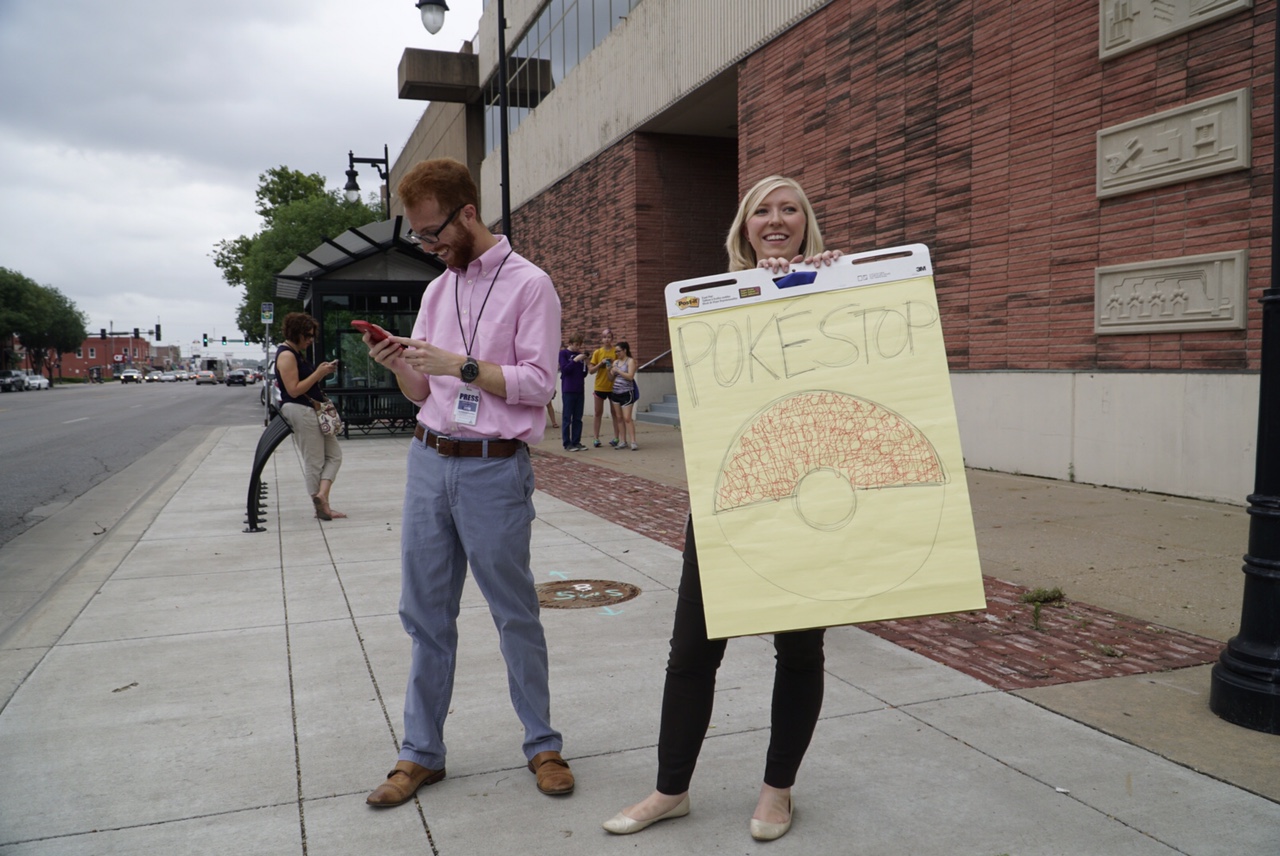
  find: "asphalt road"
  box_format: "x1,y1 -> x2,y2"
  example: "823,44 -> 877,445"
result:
0,379 -> 270,548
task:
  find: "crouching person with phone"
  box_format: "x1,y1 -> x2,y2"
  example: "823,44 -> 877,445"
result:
359,157 -> 574,808
275,311 -> 344,520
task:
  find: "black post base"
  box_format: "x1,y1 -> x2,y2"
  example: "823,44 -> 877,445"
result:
1209,504 -> 1280,733
1210,661 -> 1280,734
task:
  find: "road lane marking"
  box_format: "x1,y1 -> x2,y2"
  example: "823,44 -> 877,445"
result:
63,417 -> 89,424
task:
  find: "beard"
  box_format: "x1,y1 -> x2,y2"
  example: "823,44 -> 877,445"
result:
441,225 -> 477,269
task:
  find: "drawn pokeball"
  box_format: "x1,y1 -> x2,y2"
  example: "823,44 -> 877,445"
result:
713,390 -> 950,601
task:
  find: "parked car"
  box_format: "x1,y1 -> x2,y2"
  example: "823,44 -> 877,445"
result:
195,370 -> 217,385
0,370 -> 27,392
225,369 -> 248,386
119,368 -> 143,384
24,372 -> 51,390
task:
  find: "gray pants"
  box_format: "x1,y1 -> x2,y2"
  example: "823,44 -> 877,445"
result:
396,434 -> 562,769
280,401 -> 342,495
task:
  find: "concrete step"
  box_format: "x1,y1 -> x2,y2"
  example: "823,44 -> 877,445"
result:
636,411 -> 680,426
637,393 -> 679,426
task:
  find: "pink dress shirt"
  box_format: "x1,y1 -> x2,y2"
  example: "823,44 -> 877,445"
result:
409,236 -> 561,444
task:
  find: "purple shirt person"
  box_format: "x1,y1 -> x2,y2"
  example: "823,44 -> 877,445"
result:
558,333 -> 589,449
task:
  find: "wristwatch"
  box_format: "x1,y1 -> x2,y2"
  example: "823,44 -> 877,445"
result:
460,356 -> 480,384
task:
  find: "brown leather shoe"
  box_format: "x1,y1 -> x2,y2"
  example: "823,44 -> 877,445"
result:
365,760 -> 445,807
527,750 -> 575,795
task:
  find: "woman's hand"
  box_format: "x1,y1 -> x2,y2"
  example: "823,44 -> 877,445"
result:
804,249 -> 842,267
757,249 -> 843,274
757,255 -> 797,274
318,360 -> 339,377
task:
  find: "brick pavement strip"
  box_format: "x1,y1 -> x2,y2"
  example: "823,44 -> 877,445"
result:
530,451 -> 1223,692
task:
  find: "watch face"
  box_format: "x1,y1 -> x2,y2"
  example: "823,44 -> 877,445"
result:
461,358 -> 480,383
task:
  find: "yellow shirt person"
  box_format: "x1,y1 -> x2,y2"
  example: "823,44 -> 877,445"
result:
590,344 -> 618,394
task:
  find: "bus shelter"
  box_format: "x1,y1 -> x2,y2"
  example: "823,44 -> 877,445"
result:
274,216 -> 445,435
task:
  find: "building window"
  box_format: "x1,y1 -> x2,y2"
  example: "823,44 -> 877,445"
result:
89,347 -> 96,359
485,0 -> 642,153
76,348 -> 83,358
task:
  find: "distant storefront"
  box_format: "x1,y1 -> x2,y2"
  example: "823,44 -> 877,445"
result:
60,335 -> 152,380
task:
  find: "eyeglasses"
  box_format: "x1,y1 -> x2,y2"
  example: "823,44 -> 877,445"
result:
406,205 -> 463,245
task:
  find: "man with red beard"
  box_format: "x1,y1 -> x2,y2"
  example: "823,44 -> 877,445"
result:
360,158 -> 573,807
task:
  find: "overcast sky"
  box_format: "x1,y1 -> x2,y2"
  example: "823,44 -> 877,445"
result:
0,0 -> 482,357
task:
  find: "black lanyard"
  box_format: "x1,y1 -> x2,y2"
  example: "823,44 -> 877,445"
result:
455,248 -> 514,357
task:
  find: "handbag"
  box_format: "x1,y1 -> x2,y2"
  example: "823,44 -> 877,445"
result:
313,399 -> 343,436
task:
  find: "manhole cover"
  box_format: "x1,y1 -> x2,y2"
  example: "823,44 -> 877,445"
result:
536,579 -> 642,609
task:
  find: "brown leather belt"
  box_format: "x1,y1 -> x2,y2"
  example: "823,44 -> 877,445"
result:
414,424 -> 525,458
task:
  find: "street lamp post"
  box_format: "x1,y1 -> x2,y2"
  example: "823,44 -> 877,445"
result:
344,144 -> 391,219
1209,17 -> 1280,733
415,0 -> 513,243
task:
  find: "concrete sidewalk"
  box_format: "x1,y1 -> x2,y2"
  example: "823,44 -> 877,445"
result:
0,423 -> 1277,855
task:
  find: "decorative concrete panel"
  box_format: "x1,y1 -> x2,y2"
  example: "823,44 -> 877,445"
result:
1099,0 -> 1253,60
1096,89 -> 1251,198
1095,249 -> 1248,334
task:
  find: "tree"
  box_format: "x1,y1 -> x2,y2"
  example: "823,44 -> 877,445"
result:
28,287 -> 90,373
0,268 -> 89,373
255,166 -> 328,226
213,166 -> 380,343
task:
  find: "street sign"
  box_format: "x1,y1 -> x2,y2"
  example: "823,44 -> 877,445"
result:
261,302 -> 274,324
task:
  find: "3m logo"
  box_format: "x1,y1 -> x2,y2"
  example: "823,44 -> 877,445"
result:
676,296 -> 701,310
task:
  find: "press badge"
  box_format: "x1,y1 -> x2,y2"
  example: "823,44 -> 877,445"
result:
454,385 -> 481,425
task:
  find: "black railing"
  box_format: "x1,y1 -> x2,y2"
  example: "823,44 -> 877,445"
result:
329,389 -> 417,437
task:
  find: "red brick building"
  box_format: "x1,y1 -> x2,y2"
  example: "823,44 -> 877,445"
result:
388,0 -> 1270,502
60,335 -> 151,381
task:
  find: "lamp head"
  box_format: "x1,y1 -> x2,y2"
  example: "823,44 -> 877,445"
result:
343,167 -> 360,204
416,0 -> 448,35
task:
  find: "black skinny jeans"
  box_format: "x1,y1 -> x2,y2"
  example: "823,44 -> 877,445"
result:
656,517 -> 826,795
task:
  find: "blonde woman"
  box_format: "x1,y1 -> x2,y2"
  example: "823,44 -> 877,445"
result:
604,176 -> 839,841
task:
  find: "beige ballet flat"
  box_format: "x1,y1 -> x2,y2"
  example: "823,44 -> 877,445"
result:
749,797 -> 793,841
602,795 -> 690,835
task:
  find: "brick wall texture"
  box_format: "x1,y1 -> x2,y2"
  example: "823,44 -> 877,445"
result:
739,0 -> 1273,372
517,0 -> 1272,372
515,134 -> 738,367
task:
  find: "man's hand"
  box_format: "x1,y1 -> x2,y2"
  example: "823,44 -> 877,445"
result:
389,336 -> 507,397
364,334 -> 408,369
392,337 -> 464,378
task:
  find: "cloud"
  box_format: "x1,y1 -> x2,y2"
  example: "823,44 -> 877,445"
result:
0,0 -> 480,353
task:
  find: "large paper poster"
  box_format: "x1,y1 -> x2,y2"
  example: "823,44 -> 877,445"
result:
665,244 -> 986,638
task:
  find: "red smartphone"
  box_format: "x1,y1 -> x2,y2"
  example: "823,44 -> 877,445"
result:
351,320 -> 401,348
